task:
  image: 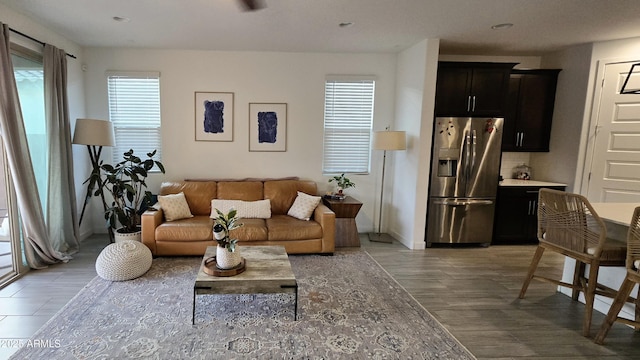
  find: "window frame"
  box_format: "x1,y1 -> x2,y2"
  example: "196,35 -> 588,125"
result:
322,75 -> 376,175
106,71 -> 162,168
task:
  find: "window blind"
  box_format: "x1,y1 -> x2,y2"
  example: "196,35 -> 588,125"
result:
323,78 -> 375,174
106,72 -> 162,165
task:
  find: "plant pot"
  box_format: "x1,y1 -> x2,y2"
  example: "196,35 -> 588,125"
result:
114,228 -> 142,243
216,245 -> 241,269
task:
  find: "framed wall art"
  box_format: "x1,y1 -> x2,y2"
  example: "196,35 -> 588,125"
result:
195,91 -> 234,141
249,103 -> 287,152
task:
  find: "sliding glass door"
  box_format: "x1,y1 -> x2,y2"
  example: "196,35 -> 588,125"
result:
0,45 -> 45,287
0,137 -> 19,284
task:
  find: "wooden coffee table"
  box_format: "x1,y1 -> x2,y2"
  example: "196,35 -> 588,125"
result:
192,245 -> 298,324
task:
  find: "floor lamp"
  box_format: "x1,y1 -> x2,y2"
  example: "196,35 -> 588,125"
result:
72,118 -> 115,230
368,130 -> 406,243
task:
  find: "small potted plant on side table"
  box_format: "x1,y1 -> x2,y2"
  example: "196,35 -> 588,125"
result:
329,173 -> 355,199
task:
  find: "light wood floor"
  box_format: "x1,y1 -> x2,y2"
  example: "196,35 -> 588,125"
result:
1,234 -> 640,359
364,237 -> 640,359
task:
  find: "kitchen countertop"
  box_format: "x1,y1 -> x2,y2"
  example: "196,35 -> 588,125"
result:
499,179 -> 567,187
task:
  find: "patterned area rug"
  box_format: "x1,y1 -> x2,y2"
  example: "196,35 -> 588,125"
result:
11,250 -> 475,359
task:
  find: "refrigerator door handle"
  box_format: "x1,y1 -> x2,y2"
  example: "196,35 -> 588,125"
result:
464,130 -> 472,189
434,199 -> 494,206
470,129 -> 477,173
467,96 -> 471,112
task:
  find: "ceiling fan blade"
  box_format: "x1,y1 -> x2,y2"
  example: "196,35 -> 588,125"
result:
239,0 -> 266,11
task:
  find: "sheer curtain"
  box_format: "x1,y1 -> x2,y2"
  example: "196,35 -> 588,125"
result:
0,23 -> 70,268
44,44 -> 80,255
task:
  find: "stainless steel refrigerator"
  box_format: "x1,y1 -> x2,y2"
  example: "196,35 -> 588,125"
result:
426,117 -> 503,246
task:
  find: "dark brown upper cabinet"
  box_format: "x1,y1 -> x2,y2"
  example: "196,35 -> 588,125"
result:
435,62 -> 517,117
502,69 -> 561,152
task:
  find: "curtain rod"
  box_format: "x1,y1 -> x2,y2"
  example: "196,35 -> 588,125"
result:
9,27 -> 77,59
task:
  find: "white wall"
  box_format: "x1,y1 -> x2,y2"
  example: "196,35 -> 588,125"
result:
529,44 -> 594,192
83,47 -> 397,234
390,39 -> 439,249
0,4 -> 90,240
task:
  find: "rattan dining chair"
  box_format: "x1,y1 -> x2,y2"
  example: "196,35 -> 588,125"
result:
594,206 -> 640,344
519,189 -> 627,337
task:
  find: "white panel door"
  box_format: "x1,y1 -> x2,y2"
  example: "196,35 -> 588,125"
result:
586,61 -> 640,202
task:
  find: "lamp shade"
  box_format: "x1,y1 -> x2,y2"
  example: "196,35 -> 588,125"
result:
72,118 -> 115,146
373,130 -> 406,151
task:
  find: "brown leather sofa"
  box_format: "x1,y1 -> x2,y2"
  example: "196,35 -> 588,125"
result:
141,179 -> 335,256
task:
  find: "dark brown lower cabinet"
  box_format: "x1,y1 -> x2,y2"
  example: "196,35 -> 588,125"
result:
492,185 -> 565,244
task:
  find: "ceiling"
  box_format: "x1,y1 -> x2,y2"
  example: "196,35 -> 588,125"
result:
2,0 -> 640,55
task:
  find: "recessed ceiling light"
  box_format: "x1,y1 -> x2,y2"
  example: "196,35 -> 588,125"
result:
339,22 -> 354,28
491,23 -> 513,30
113,16 -> 130,22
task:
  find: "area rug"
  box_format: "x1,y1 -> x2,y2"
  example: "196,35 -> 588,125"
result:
11,250 -> 475,359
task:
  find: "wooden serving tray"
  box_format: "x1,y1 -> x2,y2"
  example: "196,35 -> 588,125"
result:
202,256 -> 246,277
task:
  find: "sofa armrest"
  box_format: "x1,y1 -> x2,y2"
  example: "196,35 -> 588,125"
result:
313,203 -> 335,253
141,209 -> 164,254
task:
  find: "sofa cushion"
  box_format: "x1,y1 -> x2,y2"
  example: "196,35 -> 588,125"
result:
229,218 -> 269,241
159,181 -> 217,216
217,181 -> 263,201
158,192 -> 193,221
155,216 -> 213,242
287,191 -> 321,221
267,215 -> 323,241
264,180 -> 317,215
210,199 -> 271,219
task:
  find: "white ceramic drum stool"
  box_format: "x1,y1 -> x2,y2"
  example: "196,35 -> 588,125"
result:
95,240 -> 153,281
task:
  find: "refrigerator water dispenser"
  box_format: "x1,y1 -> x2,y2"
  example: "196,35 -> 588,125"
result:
437,148 -> 459,177
437,160 -> 457,177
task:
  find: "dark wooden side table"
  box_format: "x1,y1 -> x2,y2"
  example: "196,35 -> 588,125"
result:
322,196 -> 363,247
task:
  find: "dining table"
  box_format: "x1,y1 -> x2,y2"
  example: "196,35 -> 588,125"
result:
591,202 -> 640,241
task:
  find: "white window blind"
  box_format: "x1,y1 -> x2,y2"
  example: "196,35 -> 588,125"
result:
323,77 -> 375,174
106,71 -> 162,165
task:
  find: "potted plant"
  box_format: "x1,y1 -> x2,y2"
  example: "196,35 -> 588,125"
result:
329,173 -> 355,196
212,208 -> 244,269
92,149 -> 165,242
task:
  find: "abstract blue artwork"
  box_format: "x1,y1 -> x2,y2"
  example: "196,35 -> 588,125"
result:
203,100 -> 224,133
257,111 -> 278,143
249,103 -> 287,151
195,92 -> 234,142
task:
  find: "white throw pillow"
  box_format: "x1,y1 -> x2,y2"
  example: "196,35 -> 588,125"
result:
158,192 -> 193,221
287,191 -> 321,221
211,199 -> 271,219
